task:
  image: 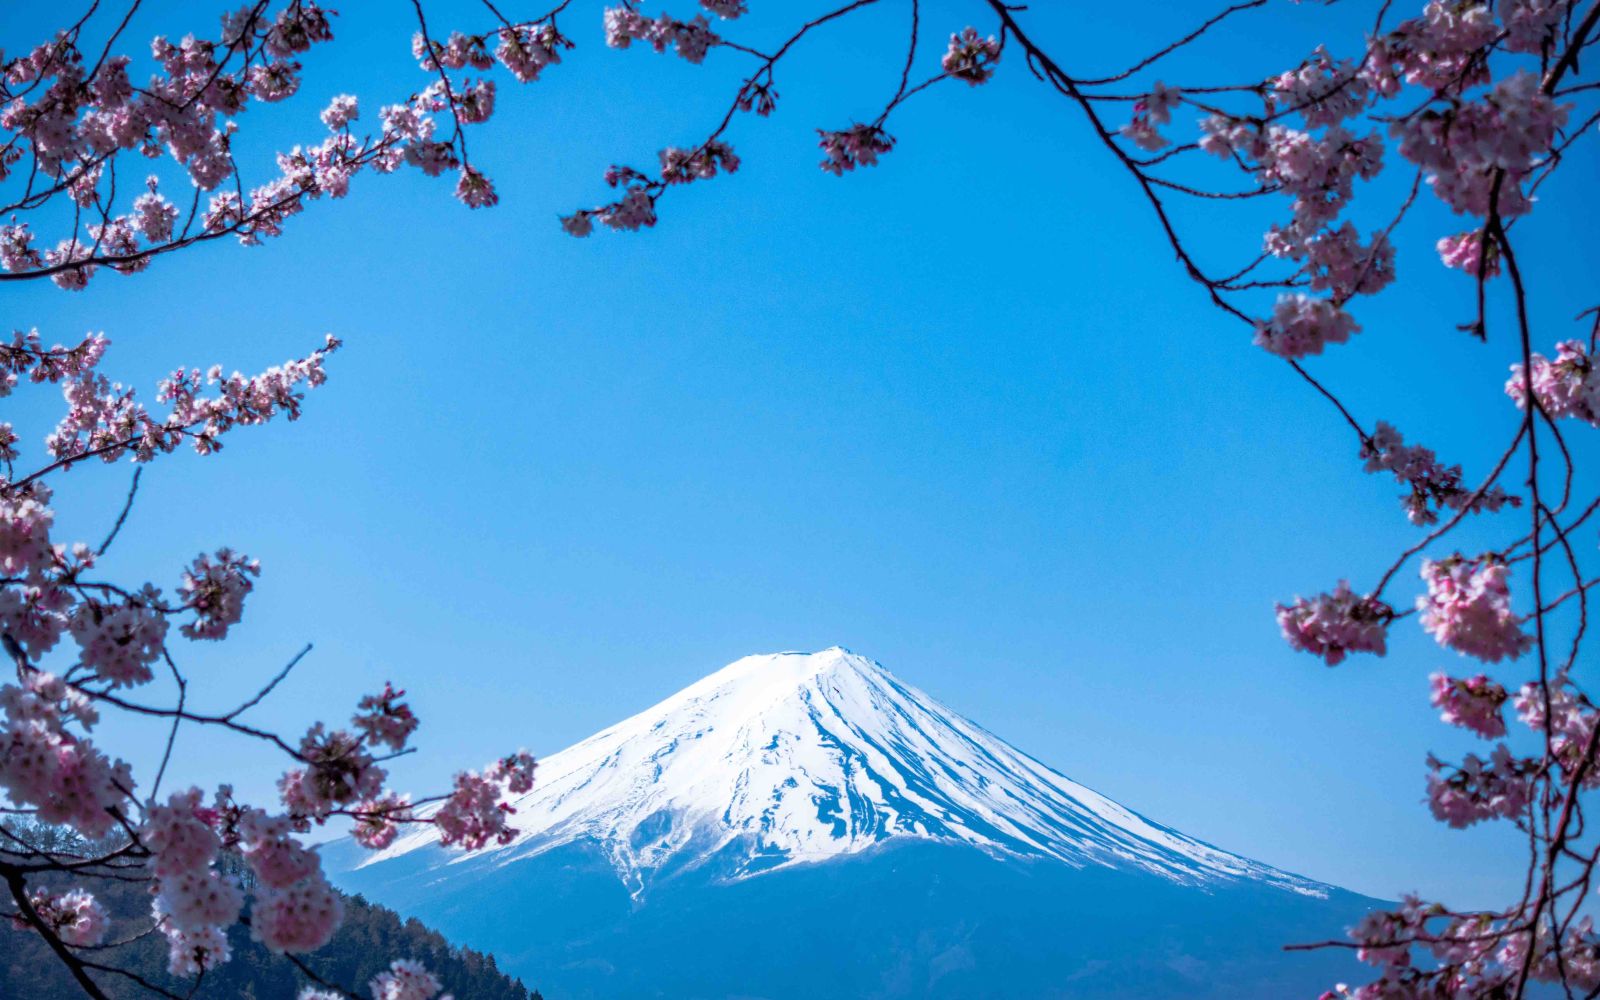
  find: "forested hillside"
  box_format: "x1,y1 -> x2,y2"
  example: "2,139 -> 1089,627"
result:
4,872 -> 542,1000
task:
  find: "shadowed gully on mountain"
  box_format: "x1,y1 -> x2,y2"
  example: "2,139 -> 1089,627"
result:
325,649 -> 1384,999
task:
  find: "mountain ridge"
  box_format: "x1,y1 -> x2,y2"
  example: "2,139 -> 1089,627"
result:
326,647 -> 1382,999
356,648 -> 1328,899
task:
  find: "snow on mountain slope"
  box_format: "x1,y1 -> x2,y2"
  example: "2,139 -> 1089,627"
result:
359,648 -> 1326,898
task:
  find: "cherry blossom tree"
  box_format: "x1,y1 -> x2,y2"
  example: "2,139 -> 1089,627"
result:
4,0 -> 1600,998
0,2 -> 554,997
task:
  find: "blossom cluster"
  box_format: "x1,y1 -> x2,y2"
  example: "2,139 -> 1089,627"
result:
279,724 -> 386,825
1169,0 -> 1585,387
1416,556 -> 1533,663
1391,71 -> 1568,218
0,4 -> 333,190
659,141 -> 741,185
0,333 -> 340,759
1274,581 -> 1393,666
1,0 -> 566,290
1359,421 -> 1518,526
563,16 -> 1008,236
1333,897 -> 1600,996
1270,48 -> 1369,128
1119,82 -> 1180,152
145,788 -> 246,971
412,20 -> 572,86
942,28 -> 1002,87
561,140 -> 739,237
604,7 -> 720,64
1435,230 -> 1499,277
1253,293 -> 1360,358
818,124 -> 896,176
355,683 -> 422,751
0,3 -> 334,287
21,888 -> 109,947
352,791 -> 415,850
1515,681 -> 1600,789
1426,745 -> 1535,828
44,332 -> 340,467
1507,340 -> 1600,427
0,669 -> 130,837
69,595 -> 169,687
1283,223 -> 1394,300
433,768 -> 519,850
370,959 -> 451,1000
0,332 -> 447,983
1428,672 -> 1508,738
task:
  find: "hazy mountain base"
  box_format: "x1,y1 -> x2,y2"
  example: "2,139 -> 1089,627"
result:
329,837 -> 1384,1000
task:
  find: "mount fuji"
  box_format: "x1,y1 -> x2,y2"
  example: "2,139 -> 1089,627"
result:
325,648 -> 1382,999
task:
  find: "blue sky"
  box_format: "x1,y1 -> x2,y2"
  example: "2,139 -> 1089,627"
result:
7,0 -> 1597,908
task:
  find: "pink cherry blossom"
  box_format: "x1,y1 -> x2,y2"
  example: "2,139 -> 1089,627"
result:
496,25 -> 569,84
1514,681 -> 1600,788
1258,125 -> 1384,232
0,583 -> 70,658
659,141 -> 739,184
159,921 -> 231,977
250,870 -> 344,953
1275,581 -> 1392,665
144,788 -> 222,877
1273,47 -> 1368,128
354,682 -> 420,751
1502,0 -> 1569,54
320,94 -> 359,130
1507,340 -> 1600,426
239,809 -> 321,888
1144,82 -> 1181,126
25,888 -> 109,947
280,724 -> 385,821
68,598 -> 169,687
370,958 -> 445,1000
491,750 -> 538,794
434,768 -> 517,850
818,124 -> 895,175
1435,231 -> 1498,277
604,8 -> 720,64
1198,115 -> 1260,159
1416,556 -> 1533,663
454,166 -> 498,208
155,867 -> 245,932
1429,672 -> 1508,738
1359,421 -> 1517,526
1253,293 -> 1360,358
1391,72 -> 1567,219
598,188 -> 657,232
1349,894 -> 1434,966
1,672 -> 131,836
1373,2 -> 1498,93
555,212 -> 592,237
352,792 -> 413,850
0,492 -> 55,578
1426,745 -> 1535,828
1119,118 -> 1169,152
942,28 -> 1002,86
1269,222 -> 1394,299
177,548 -> 259,640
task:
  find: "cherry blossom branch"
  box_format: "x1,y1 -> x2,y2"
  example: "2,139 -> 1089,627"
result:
94,468 -> 142,558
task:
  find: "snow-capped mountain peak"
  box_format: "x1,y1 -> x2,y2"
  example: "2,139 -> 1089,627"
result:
361,648 -> 1325,898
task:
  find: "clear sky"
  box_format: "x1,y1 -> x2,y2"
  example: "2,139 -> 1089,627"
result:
6,0 -> 1596,908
